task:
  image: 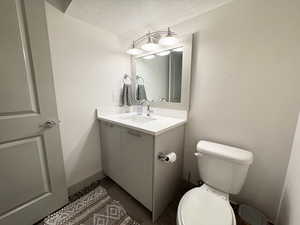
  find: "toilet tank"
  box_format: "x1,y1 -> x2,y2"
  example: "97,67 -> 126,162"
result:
196,141 -> 253,194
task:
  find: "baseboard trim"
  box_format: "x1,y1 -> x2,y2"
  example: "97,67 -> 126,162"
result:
68,170 -> 105,196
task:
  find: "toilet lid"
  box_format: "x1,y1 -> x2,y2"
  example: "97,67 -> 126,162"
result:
178,186 -> 233,225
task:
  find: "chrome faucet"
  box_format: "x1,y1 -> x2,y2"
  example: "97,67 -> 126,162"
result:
141,100 -> 154,116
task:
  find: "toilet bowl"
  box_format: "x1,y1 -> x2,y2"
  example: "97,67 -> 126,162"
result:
177,184 -> 236,225
177,141 -> 253,225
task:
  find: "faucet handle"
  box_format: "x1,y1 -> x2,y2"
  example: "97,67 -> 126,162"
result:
194,152 -> 203,157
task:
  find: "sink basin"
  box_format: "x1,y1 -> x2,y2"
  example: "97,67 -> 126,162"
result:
119,114 -> 157,124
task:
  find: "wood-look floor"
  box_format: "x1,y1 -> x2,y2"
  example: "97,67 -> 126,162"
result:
35,177 -> 272,225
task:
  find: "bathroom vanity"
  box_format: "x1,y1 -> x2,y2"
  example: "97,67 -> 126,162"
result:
98,112 -> 186,221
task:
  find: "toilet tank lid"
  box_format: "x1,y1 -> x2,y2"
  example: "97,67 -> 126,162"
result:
197,141 -> 253,165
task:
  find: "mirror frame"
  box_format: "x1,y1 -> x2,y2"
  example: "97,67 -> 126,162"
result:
131,34 -> 193,110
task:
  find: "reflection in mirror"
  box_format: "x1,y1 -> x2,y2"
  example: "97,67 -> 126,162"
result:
135,47 -> 183,103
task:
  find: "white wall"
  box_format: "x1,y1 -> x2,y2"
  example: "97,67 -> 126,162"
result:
173,0 -> 300,221
277,114 -> 300,225
45,3 -> 130,187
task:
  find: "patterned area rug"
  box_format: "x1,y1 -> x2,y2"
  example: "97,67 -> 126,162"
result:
43,186 -> 139,225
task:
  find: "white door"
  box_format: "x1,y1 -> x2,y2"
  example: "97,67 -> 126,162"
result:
0,1 -> 68,225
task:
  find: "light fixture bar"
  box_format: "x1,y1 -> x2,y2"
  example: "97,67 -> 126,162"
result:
133,29 -> 176,46
126,28 -> 179,55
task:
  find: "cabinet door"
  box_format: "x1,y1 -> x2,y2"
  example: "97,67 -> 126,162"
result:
100,122 -> 122,183
119,128 -> 154,210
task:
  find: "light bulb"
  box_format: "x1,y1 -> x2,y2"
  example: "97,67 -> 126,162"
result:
159,36 -> 179,46
141,42 -> 159,51
126,41 -> 143,55
157,50 -> 170,56
126,48 -> 143,55
159,27 -> 178,46
143,55 -> 155,60
141,32 -> 160,51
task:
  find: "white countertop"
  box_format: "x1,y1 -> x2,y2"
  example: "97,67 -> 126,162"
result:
97,112 -> 187,135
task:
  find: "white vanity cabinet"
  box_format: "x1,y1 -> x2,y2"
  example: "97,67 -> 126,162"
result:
100,120 -> 185,221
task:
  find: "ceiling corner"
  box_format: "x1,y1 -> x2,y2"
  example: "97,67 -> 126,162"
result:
46,0 -> 73,13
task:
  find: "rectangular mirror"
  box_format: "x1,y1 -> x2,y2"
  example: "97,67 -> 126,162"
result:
132,34 -> 192,110
135,48 -> 183,103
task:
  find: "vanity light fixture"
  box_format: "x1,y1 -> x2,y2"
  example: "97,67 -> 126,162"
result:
173,47 -> 184,52
126,28 -> 179,55
159,28 -> 179,46
143,55 -> 155,60
156,50 -> 171,56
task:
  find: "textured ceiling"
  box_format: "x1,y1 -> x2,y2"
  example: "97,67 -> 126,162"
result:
66,0 -> 232,40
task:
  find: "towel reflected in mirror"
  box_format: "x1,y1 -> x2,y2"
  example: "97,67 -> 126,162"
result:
136,75 -> 147,102
136,84 -> 147,101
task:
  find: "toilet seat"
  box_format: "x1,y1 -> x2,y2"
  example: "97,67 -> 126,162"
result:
177,184 -> 235,225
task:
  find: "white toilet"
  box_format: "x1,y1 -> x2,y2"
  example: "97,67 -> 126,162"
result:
177,141 -> 253,225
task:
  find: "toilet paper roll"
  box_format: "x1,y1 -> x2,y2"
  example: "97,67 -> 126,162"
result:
166,152 -> 176,163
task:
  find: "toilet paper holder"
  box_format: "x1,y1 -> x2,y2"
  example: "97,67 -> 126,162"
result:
158,152 -> 176,163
